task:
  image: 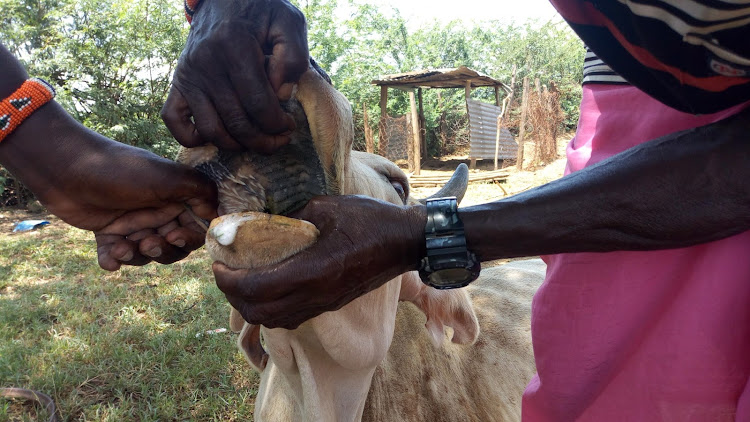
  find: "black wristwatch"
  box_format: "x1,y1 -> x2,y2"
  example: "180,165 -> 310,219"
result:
418,197 -> 480,289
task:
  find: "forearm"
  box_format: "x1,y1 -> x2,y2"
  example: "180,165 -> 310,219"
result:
0,44 -> 81,198
462,107 -> 750,260
0,44 -> 28,96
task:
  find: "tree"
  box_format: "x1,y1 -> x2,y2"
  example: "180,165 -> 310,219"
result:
0,0 -> 187,157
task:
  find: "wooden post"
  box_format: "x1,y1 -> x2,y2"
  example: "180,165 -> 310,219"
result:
495,64 -> 517,170
437,90 -> 448,151
550,80 -> 560,156
418,87 -> 426,158
378,85 -> 388,156
409,89 -> 421,175
541,84 -> 557,163
501,65 -> 517,127
535,78 -> 541,94
363,102 -> 374,153
494,86 -> 500,107
465,80 -> 473,168
516,76 -> 530,171
494,114 -> 502,171
406,112 -> 414,173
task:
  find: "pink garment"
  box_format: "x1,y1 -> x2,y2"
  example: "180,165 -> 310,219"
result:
521,84 -> 750,422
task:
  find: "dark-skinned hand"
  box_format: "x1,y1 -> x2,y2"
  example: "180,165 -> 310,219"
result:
161,0 -> 309,153
1,43 -> 218,271
213,195 -> 427,329
4,103 -> 218,271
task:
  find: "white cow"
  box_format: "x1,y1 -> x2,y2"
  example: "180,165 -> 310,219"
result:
204,67 -> 543,422
364,260 -> 543,421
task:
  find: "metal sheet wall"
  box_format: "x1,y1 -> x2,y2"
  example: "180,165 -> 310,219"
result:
467,99 -> 517,160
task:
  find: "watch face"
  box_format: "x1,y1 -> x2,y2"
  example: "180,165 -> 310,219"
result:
420,197 -> 481,289
430,268 -> 473,284
421,264 -> 480,290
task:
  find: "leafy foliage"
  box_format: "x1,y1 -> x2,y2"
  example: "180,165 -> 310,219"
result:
1,0 -> 187,158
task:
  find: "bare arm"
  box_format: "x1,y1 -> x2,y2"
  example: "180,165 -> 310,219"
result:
464,107 -> 750,259
0,43 -> 218,270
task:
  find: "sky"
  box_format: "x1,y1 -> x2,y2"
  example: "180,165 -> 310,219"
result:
353,0 -> 562,28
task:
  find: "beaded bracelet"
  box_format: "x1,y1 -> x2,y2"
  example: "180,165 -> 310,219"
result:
185,0 -> 202,24
0,78 -> 56,143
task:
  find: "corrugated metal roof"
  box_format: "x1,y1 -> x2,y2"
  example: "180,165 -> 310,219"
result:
372,66 -> 510,91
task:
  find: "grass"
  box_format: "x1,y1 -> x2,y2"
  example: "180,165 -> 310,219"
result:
0,210 -> 259,421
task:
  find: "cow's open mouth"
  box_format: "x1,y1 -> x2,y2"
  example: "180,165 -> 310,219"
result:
180,97 -> 328,220
178,58 -> 337,221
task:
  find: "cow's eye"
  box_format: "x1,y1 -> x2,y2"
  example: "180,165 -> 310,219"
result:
390,179 -> 407,204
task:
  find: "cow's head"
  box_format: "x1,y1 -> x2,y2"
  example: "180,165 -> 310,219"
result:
205,65 -> 479,422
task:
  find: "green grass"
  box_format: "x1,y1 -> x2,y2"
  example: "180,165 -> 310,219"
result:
0,211 -> 258,421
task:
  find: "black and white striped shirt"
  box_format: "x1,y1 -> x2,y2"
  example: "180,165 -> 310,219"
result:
552,0 -> 750,113
583,47 -> 628,85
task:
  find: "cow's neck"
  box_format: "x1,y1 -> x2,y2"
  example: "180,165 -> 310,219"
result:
257,279 -> 403,422
265,341 -> 376,421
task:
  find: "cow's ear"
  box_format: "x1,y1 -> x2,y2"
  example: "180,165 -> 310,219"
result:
238,323 -> 269,372
399,272 -> 480,347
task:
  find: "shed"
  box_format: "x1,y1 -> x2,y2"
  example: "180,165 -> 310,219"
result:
371,66 -> 513,174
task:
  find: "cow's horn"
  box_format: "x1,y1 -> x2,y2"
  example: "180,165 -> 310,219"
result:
419,163 -> 469,205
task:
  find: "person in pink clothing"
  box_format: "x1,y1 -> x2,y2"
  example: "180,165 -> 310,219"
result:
164,0 -> 750,420
522,50 -> 750,421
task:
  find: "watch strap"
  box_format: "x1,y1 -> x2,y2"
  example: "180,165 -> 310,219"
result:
419,197 -> 480,289
424,197 -> 467,252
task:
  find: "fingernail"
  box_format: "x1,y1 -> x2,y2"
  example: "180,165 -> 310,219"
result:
119,251 -> 134,262
171,239 -> 186,248
145,247 -> 162,258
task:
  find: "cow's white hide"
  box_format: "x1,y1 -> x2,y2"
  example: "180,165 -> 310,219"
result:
241,155 -> 542,421
243,151 -> 483,422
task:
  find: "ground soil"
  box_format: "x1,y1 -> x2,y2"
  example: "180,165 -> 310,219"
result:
410,134 -> 570,206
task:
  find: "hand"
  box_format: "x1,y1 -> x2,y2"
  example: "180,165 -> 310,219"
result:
0,102 -> 218,271
212,195 -> 426,329
161,0 -> 309,153
94,203 -> 212,271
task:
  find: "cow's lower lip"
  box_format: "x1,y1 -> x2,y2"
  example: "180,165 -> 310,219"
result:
218,206 -> 304,218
